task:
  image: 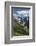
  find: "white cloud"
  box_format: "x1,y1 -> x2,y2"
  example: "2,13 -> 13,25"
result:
17,10 -> 29,14
17,10 -> 29,17
13,13 -> 20,17
13,14 -> 17,16
13,10 -> 29,17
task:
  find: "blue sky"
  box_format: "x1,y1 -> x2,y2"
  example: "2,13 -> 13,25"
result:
11,7 -> 30,17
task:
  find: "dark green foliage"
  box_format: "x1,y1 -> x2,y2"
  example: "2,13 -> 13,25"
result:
13,22 -> 29,36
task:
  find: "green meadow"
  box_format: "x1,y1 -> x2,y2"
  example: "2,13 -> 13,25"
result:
13,22 -> 29,36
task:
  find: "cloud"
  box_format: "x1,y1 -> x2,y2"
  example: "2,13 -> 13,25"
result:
13,13 -> 20,17
13,14 -> 17,16
17,10 -> 29,17
17,10 -> 26,14
17,10 -> 29,14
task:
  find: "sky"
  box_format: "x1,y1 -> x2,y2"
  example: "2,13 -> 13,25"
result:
11,7 -> 30,17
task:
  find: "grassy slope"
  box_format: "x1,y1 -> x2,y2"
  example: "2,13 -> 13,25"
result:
13,22 -> 29,36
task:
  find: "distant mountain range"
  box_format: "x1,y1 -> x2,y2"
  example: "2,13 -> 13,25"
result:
13,15 -> 29,22
13,15 -> 29,28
